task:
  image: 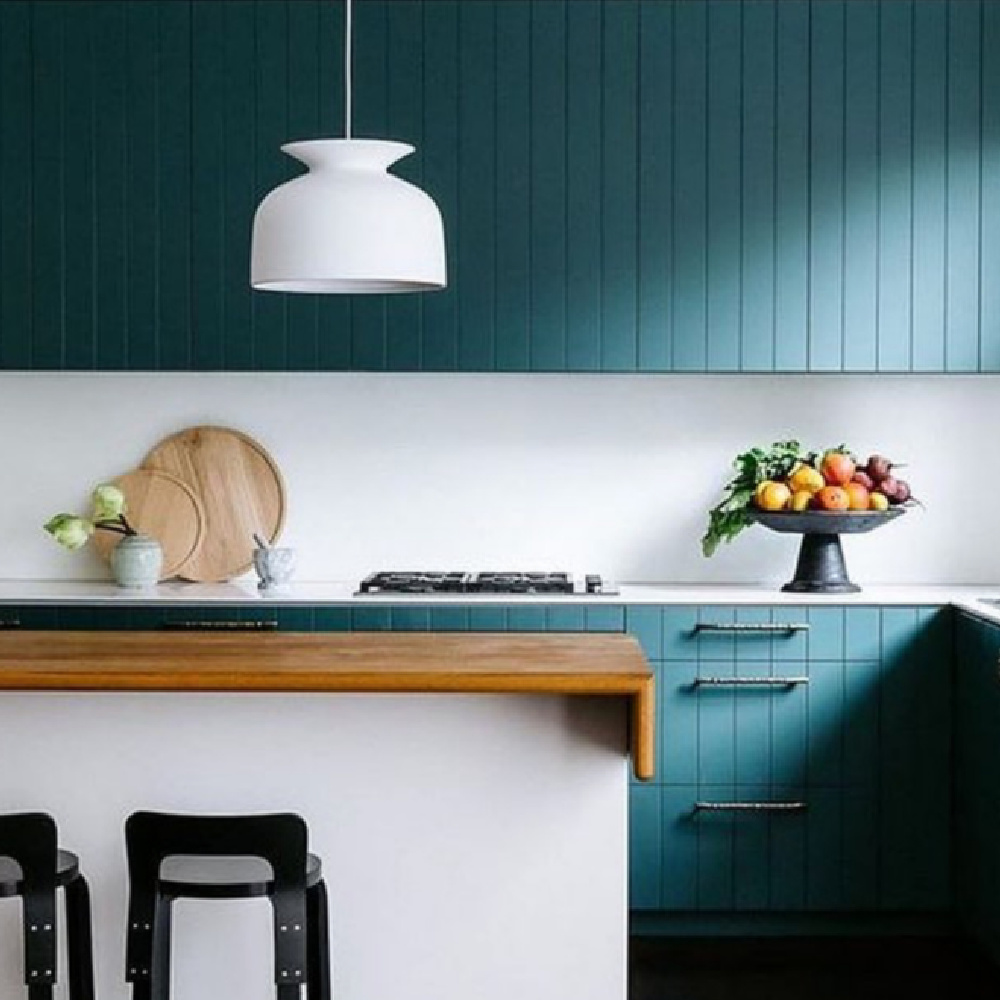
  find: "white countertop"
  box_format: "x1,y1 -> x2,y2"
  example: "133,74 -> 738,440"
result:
2,579 -> 1000,622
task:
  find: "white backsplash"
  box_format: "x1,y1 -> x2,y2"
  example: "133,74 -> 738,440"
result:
0,372 -> 990,585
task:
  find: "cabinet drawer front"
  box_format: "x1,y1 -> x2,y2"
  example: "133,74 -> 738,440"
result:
659,659 -> 885,789
662,607 -> 810,661
630,784 -> 881,913
0,605 -> 59,629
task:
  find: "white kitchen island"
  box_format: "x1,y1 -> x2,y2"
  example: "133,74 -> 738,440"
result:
0,631 -> 652,1000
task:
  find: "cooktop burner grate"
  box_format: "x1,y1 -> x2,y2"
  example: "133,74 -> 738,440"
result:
357,571 -> 611,595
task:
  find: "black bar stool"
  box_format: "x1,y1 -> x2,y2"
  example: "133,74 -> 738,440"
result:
124,811 -> 331,1000
0,812 -> 95,1000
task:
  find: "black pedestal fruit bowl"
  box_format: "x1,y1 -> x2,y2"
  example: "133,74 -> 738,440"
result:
750,508 -> 905,594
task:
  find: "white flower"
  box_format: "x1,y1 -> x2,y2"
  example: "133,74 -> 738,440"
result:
92,483 -> 126,522
44,514 -> 95,551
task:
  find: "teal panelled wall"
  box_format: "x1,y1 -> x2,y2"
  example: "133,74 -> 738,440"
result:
0,0 -> 998,371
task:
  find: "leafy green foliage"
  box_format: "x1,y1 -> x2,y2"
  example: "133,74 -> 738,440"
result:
702,440 -> 804,557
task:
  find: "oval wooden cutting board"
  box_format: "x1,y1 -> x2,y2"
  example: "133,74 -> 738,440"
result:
91,468 -> 206,580
142,426 -> 286,583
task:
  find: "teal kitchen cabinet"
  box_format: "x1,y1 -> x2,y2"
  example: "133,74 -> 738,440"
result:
956,611 -> 1000,964
628,605 -> 952,918
0,0 -> 996,373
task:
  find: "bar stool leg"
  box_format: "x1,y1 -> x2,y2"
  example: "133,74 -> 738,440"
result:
63,873 -> 95,1000
306,880 -> 332,1000
150,897 -> 173,1000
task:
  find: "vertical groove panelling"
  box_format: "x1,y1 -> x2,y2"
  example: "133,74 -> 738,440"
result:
637,0 -> 672,372
420,0 -> 459,370
191,0 -> 226,371
843,0 -> 879,372
0,2 -> 33,369
773,0 -> 809,371
316,0 -> 352,370
0,1 -> 996,373
456,1 -> 496,371
808,0 -> 845,371
125,1 -> 158,369
284,0 -> 322,371
62,1 -> 95,370
529,0 -> 567,371
31,1 -> 64,369
911,0 -> 948,372
221,2 -> 255,371
349,0 -> 387,371
877,0 -> 913,372
740,0 -> 775,372
567,0 -> 603,371
705,0 -> 741,372
671,0 -> 708,371
494,0 -> 530,371
156,0 -> 192,371
385,0 -> 425,371
983,0 -> 1000,371
252,0 -> 289,371
93,2 -> 128,371
601,0 -> 638,372
946,0 -> 982,371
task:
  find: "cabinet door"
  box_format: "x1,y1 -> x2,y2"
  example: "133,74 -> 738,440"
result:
955,613 -> 1000,961
627,603 -> 951,917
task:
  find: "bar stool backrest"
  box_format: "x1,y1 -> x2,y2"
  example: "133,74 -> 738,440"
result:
124,811 -> 309,990
0,812 -> 58,991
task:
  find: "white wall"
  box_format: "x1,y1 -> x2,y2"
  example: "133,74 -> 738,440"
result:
0,373 -> 991,586
0,692 -> 626,1000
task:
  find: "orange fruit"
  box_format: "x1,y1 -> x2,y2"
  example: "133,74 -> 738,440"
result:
788,464 -> 825,494
844,482 -> 870,511
820,452 -> 856,486
814,486 -> 850,511
755,482 -> 793,512
869,491 -> 890,512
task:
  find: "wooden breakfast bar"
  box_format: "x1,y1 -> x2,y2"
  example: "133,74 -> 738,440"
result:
0,630 -> 653,1000
0,630 -> 654,779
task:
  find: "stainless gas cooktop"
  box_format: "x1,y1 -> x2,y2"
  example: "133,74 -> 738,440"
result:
357,571 -> 618,596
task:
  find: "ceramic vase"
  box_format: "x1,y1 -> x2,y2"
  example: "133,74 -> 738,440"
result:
110,534 -> 163,589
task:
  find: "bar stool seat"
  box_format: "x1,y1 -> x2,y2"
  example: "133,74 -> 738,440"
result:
0,849 -> 82,898
158,851 -> 323,899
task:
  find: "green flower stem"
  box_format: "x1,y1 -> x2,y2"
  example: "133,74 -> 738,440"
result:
94,514 -> 137,537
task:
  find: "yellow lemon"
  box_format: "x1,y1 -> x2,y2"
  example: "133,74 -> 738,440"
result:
869,491 -> 890,512
790,490 -> 813,512
788,464 -> 826,495
756,482 -> 792,512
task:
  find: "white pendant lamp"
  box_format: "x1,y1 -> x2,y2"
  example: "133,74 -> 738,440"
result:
250,0 -> 446,293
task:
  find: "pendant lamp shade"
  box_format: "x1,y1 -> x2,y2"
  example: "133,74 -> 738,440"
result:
251,139 -> 446,293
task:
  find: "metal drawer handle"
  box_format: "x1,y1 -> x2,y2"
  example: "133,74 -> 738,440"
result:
694,622 -> 809,634
694,801 -> 807,813
161,620 -> 278,631
694,676 -> 809,687
0,618 -> 21,629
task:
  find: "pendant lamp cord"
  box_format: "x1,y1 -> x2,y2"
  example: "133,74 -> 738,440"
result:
343,0 -> 353,138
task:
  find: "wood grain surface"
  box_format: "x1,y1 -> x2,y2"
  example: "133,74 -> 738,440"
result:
0,631 -> 655,779
142,426 -> 286,583
90,468 -> 205,579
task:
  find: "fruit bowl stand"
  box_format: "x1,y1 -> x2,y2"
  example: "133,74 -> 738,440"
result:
750,508 -> 906,594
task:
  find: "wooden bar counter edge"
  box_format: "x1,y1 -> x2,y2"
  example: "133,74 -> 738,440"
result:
0,631 -> 655,780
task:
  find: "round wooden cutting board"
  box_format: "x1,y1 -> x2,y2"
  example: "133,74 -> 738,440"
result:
141,426 -> 286,583
91,468 -> 206,580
